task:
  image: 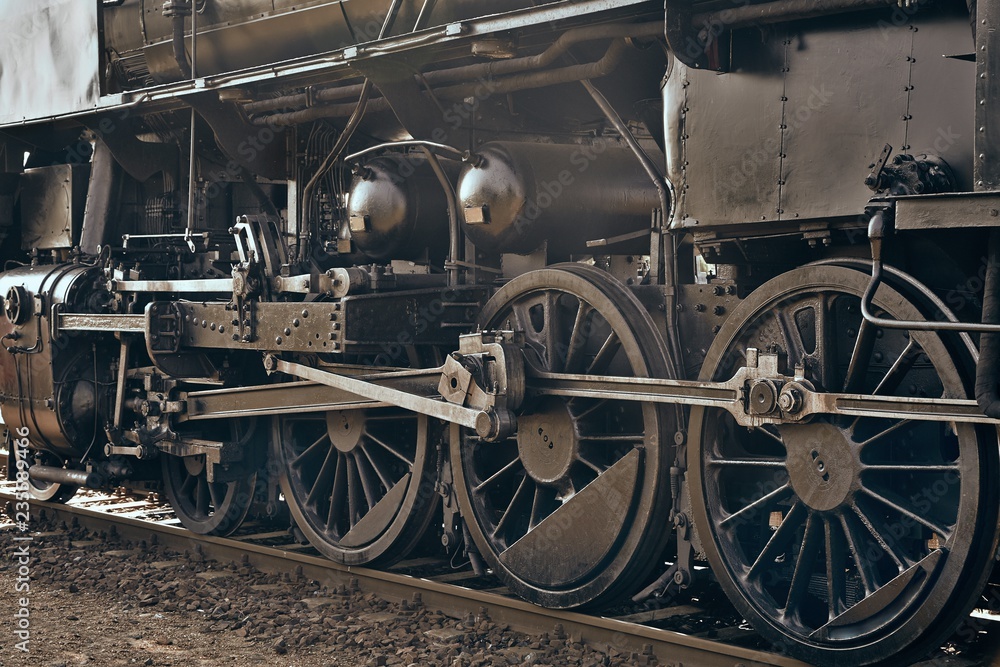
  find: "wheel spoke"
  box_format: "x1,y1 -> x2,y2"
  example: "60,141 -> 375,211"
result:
306,447 -> 337,506
528,485 -> 544,531
748,502 -> 806,581
326,453 -> 346,531
196,476 -> 209,517
353,451 -> 378,512
839,510 -> 877,595
577,452 -> 609,475
359,442 -> 394,490
180,472 -> 197,497
860,487 -> 952,539
843,319 -> 877,393
720,482 -> 793,528
493,475 -> 530,539
785,513 -> 821,617
563,300 -> 594,374
207,482 -> 222,512
474,457 -> 524,494
754,425 -> 785,446
851,502 -> 907,572
366,431 -> 414,467
346,456 -> 360,527
586,331 -> 620,375
864,463 -> 959,472
291,432 -> 329,468
857,419 -> 915,449
543,290 -> 565,372
873,338 -> 920,396
572,399 -> 609,420
824,516 -> 847,620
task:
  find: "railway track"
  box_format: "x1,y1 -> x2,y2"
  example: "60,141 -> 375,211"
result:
0,481 -> 805,667
4,480 -> 1000,666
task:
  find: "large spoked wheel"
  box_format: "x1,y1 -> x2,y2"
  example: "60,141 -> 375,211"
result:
275,408 -> 438,566
162,454 -> 256,536
689,264 -> 1000,666
453,264 -> 675,609
13,448 -> 77,503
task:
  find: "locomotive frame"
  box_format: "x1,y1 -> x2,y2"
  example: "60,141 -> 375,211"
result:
2,0 -> 1000,664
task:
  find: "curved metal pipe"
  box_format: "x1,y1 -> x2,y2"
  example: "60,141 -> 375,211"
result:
420,147 -> 463,286
171,11 -> 191,79
253,39 -> 631,127
861,261 -> 1000,332
244,21 -> 663,114
347,140 -> 467,164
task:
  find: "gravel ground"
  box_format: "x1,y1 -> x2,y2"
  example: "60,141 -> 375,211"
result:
0,515 -> 652,667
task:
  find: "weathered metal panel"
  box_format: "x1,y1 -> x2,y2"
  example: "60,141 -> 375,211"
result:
908,9 -> 976,192
19,164 -> 90,250
669,7 -> 975,229
0,0 -> 100,125
675,31 -> 785,228
779,16 -> 909,221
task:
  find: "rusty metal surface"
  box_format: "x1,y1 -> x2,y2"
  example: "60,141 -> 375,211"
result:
0,0 -> 100,126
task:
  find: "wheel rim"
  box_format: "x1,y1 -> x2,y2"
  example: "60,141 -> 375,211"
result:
161,454 -> 256,536
275,408 -> 437,566
689,265 -> 999,665
453,264 -> 674,609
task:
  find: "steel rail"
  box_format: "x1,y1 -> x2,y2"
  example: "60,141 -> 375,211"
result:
1,490 -> 805,667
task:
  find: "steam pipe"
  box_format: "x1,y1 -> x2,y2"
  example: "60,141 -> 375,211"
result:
164,0 -> 193,80
691,0 -> 908,29
253,40 -> 631,127
243,21 -> 662,115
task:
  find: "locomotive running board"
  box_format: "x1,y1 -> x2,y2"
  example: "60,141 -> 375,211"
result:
228,339 -> 1000,432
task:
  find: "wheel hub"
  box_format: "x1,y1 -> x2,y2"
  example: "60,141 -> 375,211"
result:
782,422 -> 857,512
183,455 -> 206,477
327,410 -> 364,453
517,400 -> 579,486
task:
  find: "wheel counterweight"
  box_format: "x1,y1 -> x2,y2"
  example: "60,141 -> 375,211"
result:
453,264 -> 675,609
688,265 -> 1000,666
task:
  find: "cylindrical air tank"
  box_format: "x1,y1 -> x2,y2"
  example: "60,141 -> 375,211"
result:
457,141 -> 658,257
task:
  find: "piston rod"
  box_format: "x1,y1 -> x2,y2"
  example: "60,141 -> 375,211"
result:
28,465 -> 103,489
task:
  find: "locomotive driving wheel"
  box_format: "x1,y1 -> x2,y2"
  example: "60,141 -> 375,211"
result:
453,264 -> 674,609
161,454 -> 257,536
274,408 -> 438,566
688,264 -> 1000,666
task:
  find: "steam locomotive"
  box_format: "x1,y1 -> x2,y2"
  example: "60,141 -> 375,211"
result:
2,0 -> 998,663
